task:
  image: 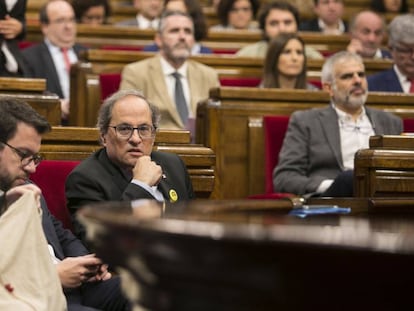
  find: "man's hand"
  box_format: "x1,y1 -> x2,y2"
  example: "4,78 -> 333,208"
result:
56,254 -> 110,288
60,99 -> 70,120
347,38 -> 363,55
132,155 -> 163,186
0,15 -> 23,39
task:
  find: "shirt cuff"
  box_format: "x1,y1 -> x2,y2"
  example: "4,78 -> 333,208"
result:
316,179 -> 334,193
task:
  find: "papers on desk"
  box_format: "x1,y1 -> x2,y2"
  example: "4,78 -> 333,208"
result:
289,205 -> 351,218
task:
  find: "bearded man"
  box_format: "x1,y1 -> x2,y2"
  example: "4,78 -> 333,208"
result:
273,51 -> 402,197
120,10 -> 219,133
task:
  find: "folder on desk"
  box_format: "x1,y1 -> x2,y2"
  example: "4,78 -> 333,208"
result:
289,205 -> 351,218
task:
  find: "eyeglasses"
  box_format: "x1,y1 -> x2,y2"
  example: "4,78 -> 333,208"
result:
109,124 -> 156,140
1,142 -> 42,167
392,45 -> 414,56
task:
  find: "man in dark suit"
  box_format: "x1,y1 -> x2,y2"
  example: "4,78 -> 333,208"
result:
299,0 -> 348,34
273,51 -> 402,197
66,89 -> 195,241
21,0 -> 87,122
0,98 -> 130,311
0,0 -> 29,76
368,14 -> 414,93
346,10 -> 391,59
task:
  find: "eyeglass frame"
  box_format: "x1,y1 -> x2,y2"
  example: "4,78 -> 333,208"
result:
1,141 -> 42,167
391,44 -> 414,56
108,124 -> 157,140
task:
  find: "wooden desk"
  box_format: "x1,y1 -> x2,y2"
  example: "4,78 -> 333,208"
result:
70,49 -> 392,127
40,127 -> 216,198
355,135 -> 414,197
196,88 -> 414,199
78,197 -> 414,311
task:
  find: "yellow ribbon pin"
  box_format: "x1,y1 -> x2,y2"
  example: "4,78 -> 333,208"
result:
169,189 -> 178,202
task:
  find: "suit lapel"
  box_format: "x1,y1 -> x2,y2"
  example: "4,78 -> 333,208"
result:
318,107 -> 343,169
98,149 -> 130,192
40,42 -> 64,98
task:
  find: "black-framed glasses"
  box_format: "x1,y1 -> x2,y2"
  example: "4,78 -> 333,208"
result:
1,141 -> 42,167
392,45 -> 414,56
109,124 -> 156,140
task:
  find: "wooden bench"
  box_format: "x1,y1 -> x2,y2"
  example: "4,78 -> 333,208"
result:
24,22 -> 359,53
69,49 -> 392,126
196,87 -> 414,199
39,126 -> 216,199
354,135 -> 414,197
0,77 -> 61,125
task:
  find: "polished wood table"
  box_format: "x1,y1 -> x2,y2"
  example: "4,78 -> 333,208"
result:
79,198 -> 414,310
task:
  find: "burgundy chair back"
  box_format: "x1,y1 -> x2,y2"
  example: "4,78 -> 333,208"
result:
100,73 -> 122,101
263,115 -> 290,194
30,160 -> 80,231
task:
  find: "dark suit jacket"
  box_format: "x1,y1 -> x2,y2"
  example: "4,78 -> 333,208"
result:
273,105 -> 403,195
40,196 -> 88,259
66,148 -> 195,242
299,18 -> 348,33
0,0 -> 29,76
21,41 -> 87,98
368,67 -> 404,93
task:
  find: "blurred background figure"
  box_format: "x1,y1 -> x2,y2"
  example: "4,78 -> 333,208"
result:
346,10 -> 391,59
299,0 -> 348,34
210,0 -> 260,31
261,33 -> 318,90
236,1 -> 323,59
0,0 -> 29,76
116,0 -> 163,29
370,0 -> 409,13
143,0 -> 212,54
71,0 -> 111,25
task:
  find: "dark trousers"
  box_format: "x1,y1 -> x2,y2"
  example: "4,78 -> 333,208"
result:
65,276 -> 131,311
322,170 -> 354,197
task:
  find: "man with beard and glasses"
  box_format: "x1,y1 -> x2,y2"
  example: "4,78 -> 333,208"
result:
273,51 -> 402,197
120,10 -> 219,135
0,98 -> 131,311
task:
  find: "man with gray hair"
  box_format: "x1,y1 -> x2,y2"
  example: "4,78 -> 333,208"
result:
66,89 -> 195,241
368,14 -> 414,92
273,51 -> 402,197
120,10 -> 220,134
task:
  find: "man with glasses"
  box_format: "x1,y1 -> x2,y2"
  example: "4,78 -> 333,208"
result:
21,0 -> 87,123
66,89 -> 195,241
368,14 -> 414,93
0,98 -> 131,310
273,51 -> 402,197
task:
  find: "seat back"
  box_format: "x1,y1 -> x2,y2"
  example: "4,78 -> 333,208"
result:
403,118 -> 414,133
99,73 -> 122,100
30,160 -> 80,230
263,115 -> 290,194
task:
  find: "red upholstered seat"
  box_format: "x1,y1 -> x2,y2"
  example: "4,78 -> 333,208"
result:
248,115 -> 294,199
219,77 -> 261,87
403,118 -> 414,133
30,160 -> 80,231
100,73 -> 122,101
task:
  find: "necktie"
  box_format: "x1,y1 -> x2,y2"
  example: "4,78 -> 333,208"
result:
409,78 -> 414,93
172,72 -> 188,124
61,48 -> 71,73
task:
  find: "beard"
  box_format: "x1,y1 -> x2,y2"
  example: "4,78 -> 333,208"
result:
164,42 -> 192,64
333,85 -> 367,110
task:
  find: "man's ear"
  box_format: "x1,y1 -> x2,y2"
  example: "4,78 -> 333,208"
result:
322,82 -> 333,96
154,33 -> 162,48
100,133 -> 107,146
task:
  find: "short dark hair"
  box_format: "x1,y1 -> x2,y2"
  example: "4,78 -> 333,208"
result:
258,1 -> 299,32
0,97 -> 51,144
216,0 -> 260,26
370,0 -> 408,13
71,0 -> 111,23
97,89 -> 161,138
